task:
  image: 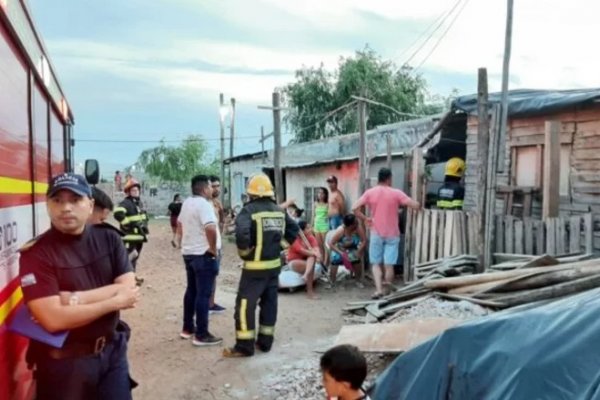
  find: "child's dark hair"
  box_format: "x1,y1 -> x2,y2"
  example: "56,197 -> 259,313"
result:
320,344 -> 367,390
92,187 -> 114,211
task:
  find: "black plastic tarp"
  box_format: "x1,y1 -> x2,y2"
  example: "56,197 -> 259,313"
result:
371,289 -> 600,400
452,88 -> 600,118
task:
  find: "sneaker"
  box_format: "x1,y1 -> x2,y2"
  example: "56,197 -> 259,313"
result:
209,304 -> 226,314
180,330 -> 194,340
192,333 -> 223,347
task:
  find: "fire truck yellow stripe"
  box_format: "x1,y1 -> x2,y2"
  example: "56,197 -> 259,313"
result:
0,177 -> 48,194
0,287 -> 23,326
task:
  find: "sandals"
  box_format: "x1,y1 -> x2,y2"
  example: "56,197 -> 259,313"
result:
371,292 -> 383,300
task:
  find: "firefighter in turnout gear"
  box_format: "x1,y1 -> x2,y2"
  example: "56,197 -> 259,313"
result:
437,157 -> 466,210
223,174 -> 299,358
114,179 -> 149,273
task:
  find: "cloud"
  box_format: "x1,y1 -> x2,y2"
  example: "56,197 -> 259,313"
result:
46,38 -> 351,105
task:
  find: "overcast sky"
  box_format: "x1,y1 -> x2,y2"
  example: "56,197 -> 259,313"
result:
28,0 -> 599,176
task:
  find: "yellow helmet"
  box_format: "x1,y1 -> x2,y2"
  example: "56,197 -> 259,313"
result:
246,174 -> 274,197
445,157 -> 465,178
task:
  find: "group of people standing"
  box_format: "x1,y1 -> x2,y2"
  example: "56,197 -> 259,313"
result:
287,168 -> 420,300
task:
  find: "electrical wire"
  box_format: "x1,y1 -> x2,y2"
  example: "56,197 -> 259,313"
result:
394,6 -> 454,62
414,0 -> 471,72
402,0 -> 464,67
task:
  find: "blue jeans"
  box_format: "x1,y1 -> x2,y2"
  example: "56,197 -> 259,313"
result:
35,332 -> 132,400
183,254 -> 218,338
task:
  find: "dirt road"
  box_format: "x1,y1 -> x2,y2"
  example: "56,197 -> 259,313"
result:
125,220 -> 371,399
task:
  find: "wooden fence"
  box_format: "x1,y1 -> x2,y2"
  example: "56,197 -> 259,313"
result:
495,213 -> 593,256
403,210 -> 479,280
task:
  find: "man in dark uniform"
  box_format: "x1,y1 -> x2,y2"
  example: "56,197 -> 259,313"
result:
113,179 -> 148,273
19,173 -> 140,400
223,174 -> 299,358
437,157 -> 466,210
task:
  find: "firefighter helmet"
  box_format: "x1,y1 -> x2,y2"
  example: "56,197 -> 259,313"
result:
445,157 -> 465,178
246,174 -> 274,197
124,178 -> 141,193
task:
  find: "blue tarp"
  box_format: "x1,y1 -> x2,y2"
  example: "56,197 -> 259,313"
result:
371,289 -> 600,400
452,88 -> 600,118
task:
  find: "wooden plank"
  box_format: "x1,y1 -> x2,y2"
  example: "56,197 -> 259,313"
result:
403,209 -> 414,282
524,218 -> 534,255
543,121 -> 560,218
495,216 -> 504,253
444,212 -> 454,257
546,218 -> 556,256
556,218 -> 566,255
522,192 -> 533,217
452,212 -> 461,256
569,216 -> 582,254
535,220 -> 545,255
414,211 -> 424,265
421,210 -> 431,262
584,213 -> 593,254
334,318 -> 460,353
429,210 -> 438,261
514,220 -> 524,254
508,132 -> 574,147
505,217 -> 514,253
411,148 -> 425,204
476,67 -> 490,270
460,212 -> 468,254
437,211 -> 446,259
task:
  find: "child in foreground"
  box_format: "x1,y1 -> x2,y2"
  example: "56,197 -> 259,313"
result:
320,344 -> 371,400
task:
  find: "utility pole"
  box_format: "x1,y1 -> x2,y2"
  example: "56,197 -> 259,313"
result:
260,126 -> 265,164
272,92 -> 284,202
497,0 -> 514,172
476,68 -> 490,272
358,99 -> 367,195
258,92 -> 288,202
229,97 -> 236,207
219,93 -> 225,203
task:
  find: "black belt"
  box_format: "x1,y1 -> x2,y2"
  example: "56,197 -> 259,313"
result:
44,332 -> 115,360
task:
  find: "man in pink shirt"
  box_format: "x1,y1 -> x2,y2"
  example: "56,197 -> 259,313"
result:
352,168 -> 420,299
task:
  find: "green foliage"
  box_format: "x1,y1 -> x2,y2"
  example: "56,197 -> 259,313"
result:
284,46 -> 443,143
137,135 -> 219,183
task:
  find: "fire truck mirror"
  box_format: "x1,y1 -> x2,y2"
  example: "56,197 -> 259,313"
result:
85,159 -> 100,185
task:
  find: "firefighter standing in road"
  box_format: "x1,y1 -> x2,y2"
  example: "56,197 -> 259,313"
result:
437,157 -> 466,210
223,174 -> 299,358
114,179 -> 149,274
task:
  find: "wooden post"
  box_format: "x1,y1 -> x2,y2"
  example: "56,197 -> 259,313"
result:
272,92 -> 284,202
411,147 -> 424,205
219,93 -> 226,204
386,132 -> 392,170
476,68 -> 490,272
260,126 -> 265,164
228,97 -> 236,207
484,106 -> 502,268
497,0 -> 514,172
358,100 -> 368,196
542,121 -> 560,219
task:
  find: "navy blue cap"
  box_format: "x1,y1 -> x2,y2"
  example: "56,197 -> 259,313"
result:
47,173 -> 92,198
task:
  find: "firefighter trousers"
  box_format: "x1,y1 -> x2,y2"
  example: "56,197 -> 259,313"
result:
125,242 -> 144,272
233,269 -> 279,355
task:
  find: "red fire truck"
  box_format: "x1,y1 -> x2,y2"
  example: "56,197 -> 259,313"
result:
0,1 -> 74,398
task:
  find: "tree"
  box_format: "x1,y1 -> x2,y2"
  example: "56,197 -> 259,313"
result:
137,135 -> 219,183
283,46 -> 442,142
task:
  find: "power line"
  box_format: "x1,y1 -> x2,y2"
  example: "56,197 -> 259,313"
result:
395,0 -> 461,63
294,99 -> 358,134
74,135 -> 264,143
415,0 -> 471,71
402,0 -> 464,67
